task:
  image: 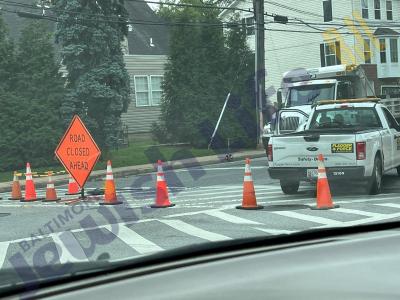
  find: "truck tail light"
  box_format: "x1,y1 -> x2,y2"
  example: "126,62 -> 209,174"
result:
356,142 -> 366,160
267,144 -> 273,161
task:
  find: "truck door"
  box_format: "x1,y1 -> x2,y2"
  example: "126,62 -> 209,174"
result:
382,108 -> 400,169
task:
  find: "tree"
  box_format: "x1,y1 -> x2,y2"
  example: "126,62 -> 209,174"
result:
156,5 -> 256,148
0,17 -> 15,92
54,0 -> 131,151
0,20 -> 65,171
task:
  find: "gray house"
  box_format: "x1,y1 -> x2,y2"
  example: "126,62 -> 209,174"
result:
1,0 -> 169,139
122,1 -> 169,138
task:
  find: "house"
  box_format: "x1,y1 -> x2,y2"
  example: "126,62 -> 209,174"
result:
1,0 -> 169,139
121,1 -> 169,139
220,0 -> 400,102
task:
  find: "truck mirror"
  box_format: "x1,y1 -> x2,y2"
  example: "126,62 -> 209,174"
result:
277,90 -> 283,108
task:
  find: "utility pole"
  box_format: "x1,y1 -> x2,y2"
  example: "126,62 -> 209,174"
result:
253,0 -> 265,147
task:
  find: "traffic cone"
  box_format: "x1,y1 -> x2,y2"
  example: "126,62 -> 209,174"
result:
236,158 -> 263,210
100,161 -> 122,205
65,174 -> 80,195
150,160 -> 175,208
21,163 -> 42,202
9,171 -> 23,200
311,154 -> 339,210
43,172 -> 61,202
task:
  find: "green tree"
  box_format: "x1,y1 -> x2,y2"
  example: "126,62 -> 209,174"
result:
0,17 -> 15,92
54,0 -> 131,151
156,6 -> 256,148
0,20 -> 65,171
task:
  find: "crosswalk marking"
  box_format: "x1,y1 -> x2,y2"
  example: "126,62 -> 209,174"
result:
272,211 -> 342,226
158,219 -> 232,242
105,225 -> 163,254
0,241 -> 10,268
204,211 -> 263,225
374,203 -> 400,209
51,232 -> 88,264
334,208 -> 384,217
253,227 -> 296,235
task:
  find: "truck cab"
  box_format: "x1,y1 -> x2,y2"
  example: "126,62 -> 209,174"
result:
262,64 -> 375,148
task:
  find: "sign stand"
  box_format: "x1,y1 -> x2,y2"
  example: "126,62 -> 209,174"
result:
80,188 -> 86,200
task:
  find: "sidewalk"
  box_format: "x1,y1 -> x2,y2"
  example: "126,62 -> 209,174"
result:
0,149 -> 265,193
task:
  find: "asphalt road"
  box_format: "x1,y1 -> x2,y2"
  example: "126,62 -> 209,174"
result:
1,156 -> 400,278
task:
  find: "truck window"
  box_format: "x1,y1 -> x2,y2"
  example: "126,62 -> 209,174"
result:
288,84 -> 335,106
310,107 -> 382,129
382,107 -> 400,131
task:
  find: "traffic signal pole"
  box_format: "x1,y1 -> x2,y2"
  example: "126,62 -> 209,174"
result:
253,0 -> 265,147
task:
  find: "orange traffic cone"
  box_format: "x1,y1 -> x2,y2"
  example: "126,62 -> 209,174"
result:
21,163 -> 42,202
43,172 -> 61,202
311,154 -> 339,210
150,160 -> 175,208
65,174 -> 80,195
9,171 -> 23,200
236,158 -> 263,210
100,161 -> 122,205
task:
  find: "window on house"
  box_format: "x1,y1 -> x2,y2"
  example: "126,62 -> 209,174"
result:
386,0 -> 393,20
134,75 -> 164,107
390,38 -> 398,63
364,39 -> 372,63
361,0 -> 369,18
374,0 -> 381,19
150,75 -> 163,106
379,39 -> 387,63
323,0 -> 333,22
320,41 -> 341,66
242,17 -> 255,36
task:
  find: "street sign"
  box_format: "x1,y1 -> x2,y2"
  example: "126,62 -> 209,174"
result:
55,115 -> 101,188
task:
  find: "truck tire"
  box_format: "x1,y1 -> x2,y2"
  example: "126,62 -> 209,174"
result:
367,156 -> 382,195
280,180 -> 300,194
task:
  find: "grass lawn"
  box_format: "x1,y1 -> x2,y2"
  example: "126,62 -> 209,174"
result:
0,141 -> 225,183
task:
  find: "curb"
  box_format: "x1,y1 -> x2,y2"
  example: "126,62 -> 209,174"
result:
0,150 -> 265,193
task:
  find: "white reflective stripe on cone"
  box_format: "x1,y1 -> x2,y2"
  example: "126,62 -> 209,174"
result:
245,164 -> 251,173
47,183 -> 55,189
107,165 -> 112,173
26,175 -> 32,180
244,175 -> 253,182
157,165 -> 163,173
318,172 -> 327,179
157,175 -> 165,181
106,174 -> 114,180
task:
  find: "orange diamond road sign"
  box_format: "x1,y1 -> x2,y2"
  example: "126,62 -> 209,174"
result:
55,115 -> 101,188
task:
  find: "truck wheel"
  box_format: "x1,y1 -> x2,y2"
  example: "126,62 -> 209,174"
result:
280,180 -> 300,194
367,156 -> 382,195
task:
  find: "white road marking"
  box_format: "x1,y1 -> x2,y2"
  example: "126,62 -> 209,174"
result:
104,224 -> 163,255
334,208 -> 384,217
158,219 -> 232,242
204,211 -> 263,225
272,211 -> 343,226
253,227 -> 296,235
374,203 -> 400,209
51,231 -> 88,264
0,241 -> 10,268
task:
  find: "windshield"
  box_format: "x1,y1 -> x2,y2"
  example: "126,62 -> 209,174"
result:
288,84 -> 335,106
2,0 -> 400,296
309,107 -> 383,130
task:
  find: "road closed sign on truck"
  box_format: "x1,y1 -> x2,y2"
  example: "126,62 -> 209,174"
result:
55,115 -> 101,188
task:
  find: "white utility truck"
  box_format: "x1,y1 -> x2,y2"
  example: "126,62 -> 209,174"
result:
267,99 -> 400,195
262,64 -> 376,148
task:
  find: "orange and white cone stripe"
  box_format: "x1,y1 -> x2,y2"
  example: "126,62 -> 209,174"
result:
150,160 -> 175,208
44,172 -> 60,202
100,160 -> 122,205
236,158 -> 263,210
21,162 -> 42,202
311,154 -> 339,210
